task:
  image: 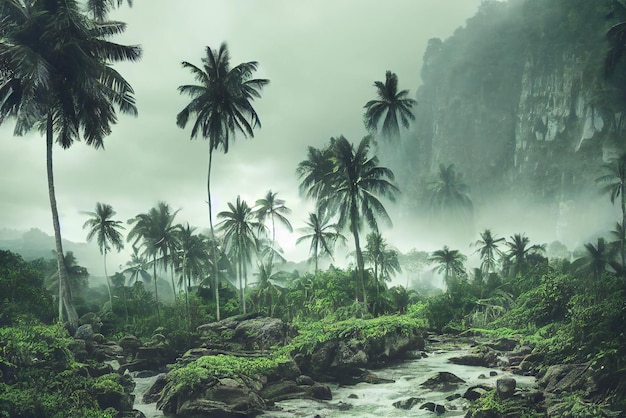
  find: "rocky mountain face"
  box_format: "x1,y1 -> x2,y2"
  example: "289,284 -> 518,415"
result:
388,0 -> 626,212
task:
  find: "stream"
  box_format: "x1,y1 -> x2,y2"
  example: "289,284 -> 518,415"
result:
132,345 -> 536,417
132,373 -> 163,418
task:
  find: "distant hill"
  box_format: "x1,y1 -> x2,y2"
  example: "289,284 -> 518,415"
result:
0,227 -> 101,272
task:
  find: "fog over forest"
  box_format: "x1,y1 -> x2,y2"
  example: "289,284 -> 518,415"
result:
2,1 -> 626,417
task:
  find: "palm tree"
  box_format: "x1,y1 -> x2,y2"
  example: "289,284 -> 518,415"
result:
365,232 -> 401,314
177,42 -> 269,321
473,229 -> 505,277
295,211 -> 346,273
365,232 -> 385,288
0,0 -> 141,327
127,202 -> 180,321
255,190 -> 293,242
46,251 -> 89,315
82,202 -> 125,309
596,153 -> 626,268
429,246 -> 467,290
505,233 -> 545,277
363,71 -> 417,140
575,238 -> 612,282
122,246 -> 152,286
299,135 -> 399,310
296,144 -> 335,203
175,224 -> 209,329
251,261 -> 289,317
429,163 -> 473,214
217,196 -> 262,314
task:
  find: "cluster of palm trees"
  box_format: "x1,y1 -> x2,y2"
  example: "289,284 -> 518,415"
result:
427,230 -> 547,292
81,191 -> 301,326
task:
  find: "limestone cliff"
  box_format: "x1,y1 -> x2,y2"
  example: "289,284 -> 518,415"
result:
389,0 -> 626,211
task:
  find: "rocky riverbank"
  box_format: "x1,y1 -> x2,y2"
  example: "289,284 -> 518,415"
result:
68,313 -> 625,417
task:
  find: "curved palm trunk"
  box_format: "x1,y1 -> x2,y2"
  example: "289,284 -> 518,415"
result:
47,116 -> 78,328
207,148 -> 221,321
352,227 -> 367,311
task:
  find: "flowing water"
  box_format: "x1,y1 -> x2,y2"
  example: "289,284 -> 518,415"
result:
259,348 -> 536,418
132,345 -> 536,417
132,373 -> 164,418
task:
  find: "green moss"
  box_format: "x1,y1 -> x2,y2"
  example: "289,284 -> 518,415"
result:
288,314 -> 424,355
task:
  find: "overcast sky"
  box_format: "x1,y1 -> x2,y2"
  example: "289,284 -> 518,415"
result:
0,0 -> 485,272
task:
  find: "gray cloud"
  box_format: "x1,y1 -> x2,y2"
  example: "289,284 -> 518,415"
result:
0,0 -> 483,271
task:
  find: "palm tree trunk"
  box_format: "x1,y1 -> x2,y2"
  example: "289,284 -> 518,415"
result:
153,253 -> 160,322
620,189 -> 626,269
207,148 -> 221,321
238,256 -> 244,310
243,261 -> 248,314
104,250 -> 113,310
47,115 -> 78,329
184,262 -> 190,332
350,203 -> 368,312
374,261 -> 379,315
352,228 -> 367,311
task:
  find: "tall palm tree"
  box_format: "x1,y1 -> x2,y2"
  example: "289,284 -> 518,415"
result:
296,211 -> 346,273
254,190 -> 292,263
177,42 -> 269,321
429,246 -> 467,290
596,152 -> 626,268
365,232 -> 385,288
82,202 -> 125,309
473,229 -> 505,277
0,0 -> 141,327
127,202 -> 180,321
298,135 -> 399,310
331,136 -> 398,310
365,232 -> 401,314
505,233 -> 545,277
255,190 -> 293,242
217,196 -> 262,314
363,71 -> 417,140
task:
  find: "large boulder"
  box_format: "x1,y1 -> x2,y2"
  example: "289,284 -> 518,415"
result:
74,324 -> 94,341
539,364 -> 590,394
158,375 -> 266,417
233,317 -> 285,351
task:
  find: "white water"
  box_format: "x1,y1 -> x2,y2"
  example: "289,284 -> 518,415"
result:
132,373 -> 164,418
131,347 -> 536,418
259,349 -> 536,418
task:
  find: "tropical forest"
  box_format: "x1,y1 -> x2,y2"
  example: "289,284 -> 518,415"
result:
2,0 -> 626,417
